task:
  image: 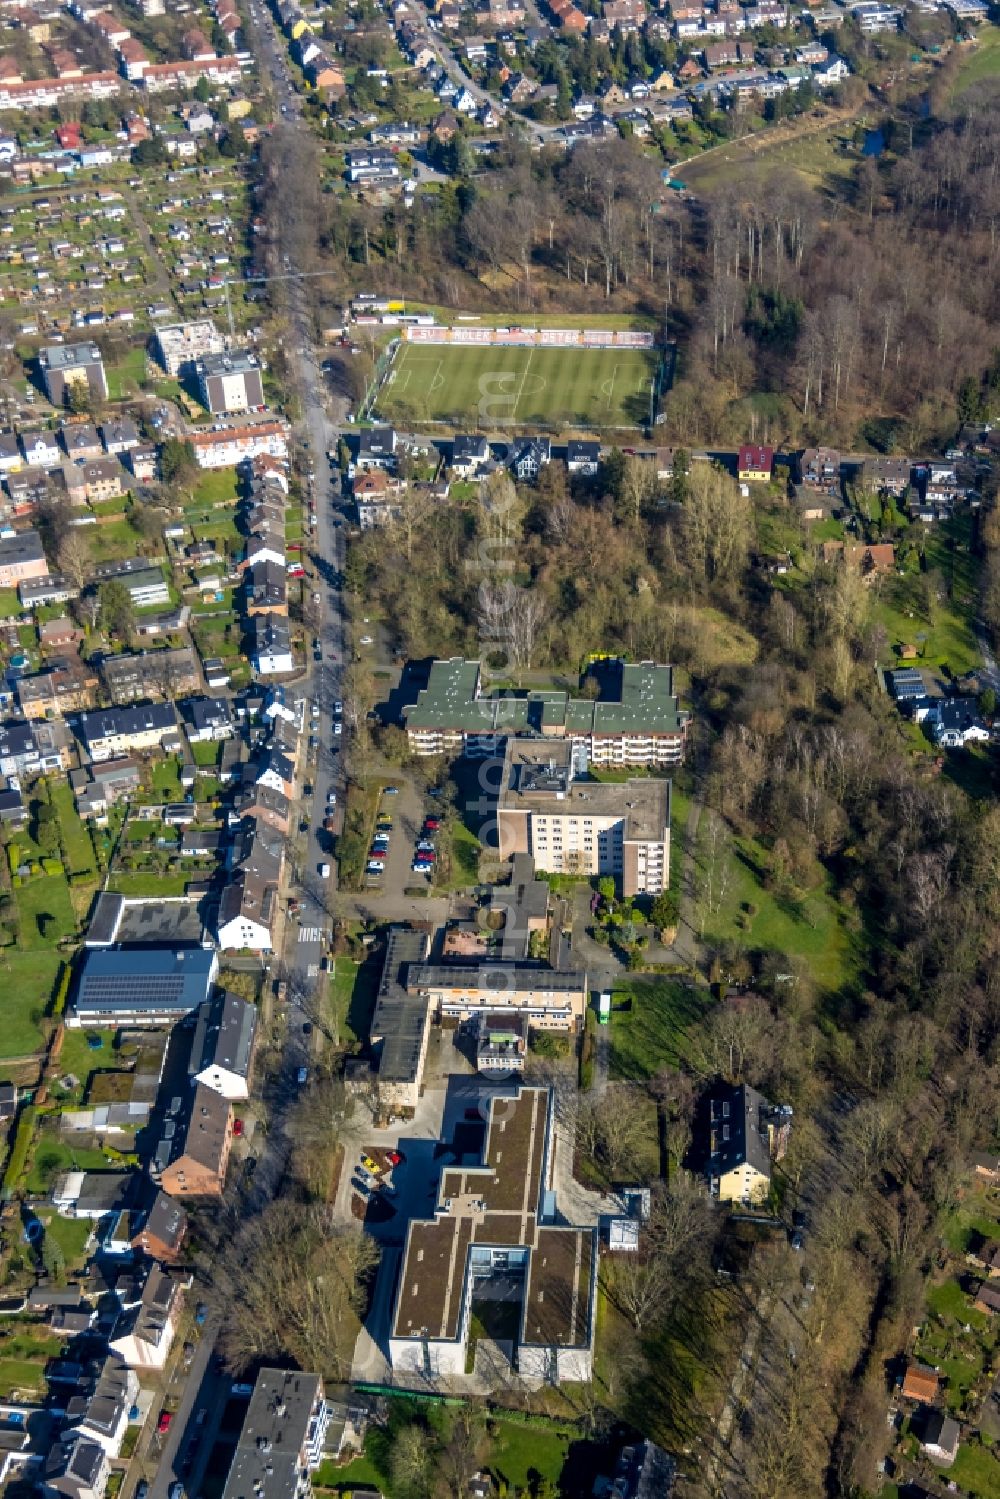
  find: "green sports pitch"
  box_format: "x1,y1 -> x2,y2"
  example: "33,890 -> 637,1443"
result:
375,341 -> 660,430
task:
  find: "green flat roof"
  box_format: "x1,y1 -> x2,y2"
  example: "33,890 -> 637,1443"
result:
403,658 -> 685,736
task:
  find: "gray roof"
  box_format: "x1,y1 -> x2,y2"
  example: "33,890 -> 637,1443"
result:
198,349 -> 260,377
42,341 -> 103,372
191,990 -> 257,1082
0,528 -> 45,568
79,702 -> 177,745
371,927 -> 433,1086
73,946 -> 216,1019
707,1082 -> 773,1181
223,1368 -> 324,1499
136,1189 -> 188,1252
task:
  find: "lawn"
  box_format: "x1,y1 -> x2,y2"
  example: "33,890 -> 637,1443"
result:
15,871 -> 77,949
105,346 -> 148,400
48,782 -> 94,877
0,1358 -> 48,1398
489,1417 -> 571,1490
24,1135 -> 111,1195
926,1277 -> 988,1331
940,1187 -> 1000,1254
38,1211 -> 93,1271
314,1453 -> 384,1492
377,341 -> 660,430
441,820 -> 481,890
871,515 -> 980,675
193,468 -> 240,506
106,872 -> 190,896
682,116 -> 858,196
873,573 -> 980,676
696,824 -> 855,991
55,1027 -> 118,1093
609,977 -> 714,1081
148,758 -> 183,802
329,957 -> 380,1051
0,950 -> 62,1058
953,24 -> 1000,95
0,587 -> 23,617
952,1441 -> 1000,1499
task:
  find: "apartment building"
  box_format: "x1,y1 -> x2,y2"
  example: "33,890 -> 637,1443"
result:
222,1369 -> 329,1499
40,341 -> 108,404
403,657 -> 688,767
0,528 -> 48,589
152,320 -> 226,377
196,350 -> 265,414
496,740 -> 670,897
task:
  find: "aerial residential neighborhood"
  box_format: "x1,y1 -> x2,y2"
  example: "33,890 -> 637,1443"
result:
0,0 -> 993,1487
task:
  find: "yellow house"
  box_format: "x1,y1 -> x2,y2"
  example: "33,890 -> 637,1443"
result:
737,443 -> 775,483
226,96 -> 252,118
706,1081 -> 790,1205
289,14 -> 312,38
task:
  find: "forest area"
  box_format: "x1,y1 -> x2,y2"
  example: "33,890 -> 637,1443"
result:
261,71 -> 1000,455
342,410 -> 1000,1495
262,62 -> 1000,1499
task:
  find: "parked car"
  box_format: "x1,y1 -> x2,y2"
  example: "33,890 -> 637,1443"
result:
157,1411 -> 173,1435
361,1154 -> 382,1176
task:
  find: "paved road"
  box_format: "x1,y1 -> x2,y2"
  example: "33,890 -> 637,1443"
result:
146,1324 -> 221,1499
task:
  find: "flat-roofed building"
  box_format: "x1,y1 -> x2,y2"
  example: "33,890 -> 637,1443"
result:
222,1368 -> 329,1499
369,926 -> 434,1111
497,739 -> 670,897
196,350 -> 265,414
389,1085 -> 598,1384
403,657 -> 688,766
152,319 -> 226,377
408,960 -> 587,1031
476,1011 -> 527,1073
40,341 -> 108,405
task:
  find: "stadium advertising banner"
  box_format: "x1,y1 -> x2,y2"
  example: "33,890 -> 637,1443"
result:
403,325 -> 656,349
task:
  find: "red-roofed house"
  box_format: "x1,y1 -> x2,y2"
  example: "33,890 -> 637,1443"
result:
92,10 -> 131,44
56,121 -> 83,149
117,38 -> 148,79
737,444 -> 775,482
182,27 -> 215,59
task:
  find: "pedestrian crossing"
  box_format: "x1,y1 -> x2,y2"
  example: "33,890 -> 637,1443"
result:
298,925 -> 324,943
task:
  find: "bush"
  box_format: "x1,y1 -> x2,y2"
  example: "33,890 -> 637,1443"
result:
6,845 -> 19,875
52,965 -> 71,1017
41,858 -> 64,877
2,1105 -> 35,1196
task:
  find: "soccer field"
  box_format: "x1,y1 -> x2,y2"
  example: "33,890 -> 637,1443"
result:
375,342 -> 659,430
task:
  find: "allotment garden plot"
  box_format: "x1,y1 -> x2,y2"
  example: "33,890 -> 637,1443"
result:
377,340 -> 660,430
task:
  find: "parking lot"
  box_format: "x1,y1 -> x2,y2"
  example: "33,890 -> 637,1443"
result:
361,776 -> 444,901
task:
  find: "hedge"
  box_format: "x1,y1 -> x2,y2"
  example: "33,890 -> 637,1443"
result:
41,859 -> 64,877
52,964 -> 71,1017
2,1105 -> 35,1197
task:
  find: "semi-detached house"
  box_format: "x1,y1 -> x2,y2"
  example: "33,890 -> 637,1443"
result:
78,702 -> 178,761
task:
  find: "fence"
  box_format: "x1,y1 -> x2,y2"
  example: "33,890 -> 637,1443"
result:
402,324 -> 656,349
